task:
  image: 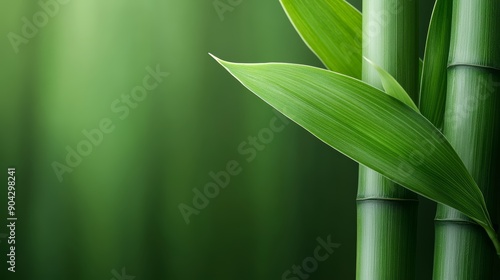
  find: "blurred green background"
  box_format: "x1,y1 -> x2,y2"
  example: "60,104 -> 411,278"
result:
0,0 -> 437,279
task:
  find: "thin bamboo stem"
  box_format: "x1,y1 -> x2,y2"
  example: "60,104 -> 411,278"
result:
433,0 -> 500,278
356,0 -> 419,279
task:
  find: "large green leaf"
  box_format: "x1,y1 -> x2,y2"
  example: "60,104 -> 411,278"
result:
419,0 -> 452,129
280,0 -> 362,78
212,56 -> 500,253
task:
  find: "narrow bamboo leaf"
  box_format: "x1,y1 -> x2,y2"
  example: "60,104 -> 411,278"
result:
279,0 -> 424,81
212,56 -> 500,252
419,0 -> 452,129
419,59 -> 423,85
280,0 -> 362,78
364,57 -> 419,111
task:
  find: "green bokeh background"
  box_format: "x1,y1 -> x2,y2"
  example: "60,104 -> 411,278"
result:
0,0 -> 437,279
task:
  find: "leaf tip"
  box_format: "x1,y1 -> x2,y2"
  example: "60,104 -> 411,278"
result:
362,56 -> 378,70
209,52 -> 221,63
209,53 -> 235,69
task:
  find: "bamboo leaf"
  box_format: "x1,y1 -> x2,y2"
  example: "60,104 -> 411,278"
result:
280,0 -> 362,78
419,0 -> 452,129
279,0 -> 425,82
419,59 -> 423,85
364,57 -> 419,111
212,56 -> 500,252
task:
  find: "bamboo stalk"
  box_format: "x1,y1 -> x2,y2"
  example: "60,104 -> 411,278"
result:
356,0 -> 419,279
433,0 -> 500,278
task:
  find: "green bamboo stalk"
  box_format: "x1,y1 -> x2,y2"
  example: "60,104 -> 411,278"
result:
356,0 -> 419,279
433,0 -> 500,279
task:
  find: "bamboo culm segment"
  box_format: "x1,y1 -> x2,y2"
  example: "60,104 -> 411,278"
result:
356,200 -> 418,279
434,0 -> 500,278
357,0 -> 418,279
434,68 -> 500,278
